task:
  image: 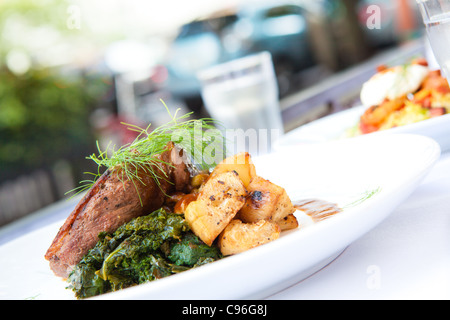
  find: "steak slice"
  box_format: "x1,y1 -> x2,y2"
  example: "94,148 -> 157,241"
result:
45,143 -> 190,278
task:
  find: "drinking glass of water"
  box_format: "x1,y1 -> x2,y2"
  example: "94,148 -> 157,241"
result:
417,0 -> 450,83
197,51 -> 284,155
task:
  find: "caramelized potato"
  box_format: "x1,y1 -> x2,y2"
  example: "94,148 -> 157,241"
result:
190,173 -> 209,188
210,152 -> 256,188
184,171 -> 247,246
238,176 -> 295,223
275,213 -> 299,231
218,219 -> 280,256
173,193 -> 198,214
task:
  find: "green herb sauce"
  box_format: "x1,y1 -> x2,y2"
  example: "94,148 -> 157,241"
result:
67,208 -> 221,299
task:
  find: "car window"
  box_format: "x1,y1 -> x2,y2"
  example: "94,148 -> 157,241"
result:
176,21 -> 210,39
207,15 -> 238,31
265,5 -> 302,18
176,15 -> 238,40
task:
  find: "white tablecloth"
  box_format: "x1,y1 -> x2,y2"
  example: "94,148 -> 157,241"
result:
268,151 -> 450,300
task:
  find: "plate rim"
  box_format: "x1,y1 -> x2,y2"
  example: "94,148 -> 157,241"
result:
0,134 -> 441,300
278,104 -> 450,146
94,133 -> 441,300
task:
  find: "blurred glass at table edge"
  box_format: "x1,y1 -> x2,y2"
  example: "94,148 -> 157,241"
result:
416,0 -> 450,84
197,51 -> 283,156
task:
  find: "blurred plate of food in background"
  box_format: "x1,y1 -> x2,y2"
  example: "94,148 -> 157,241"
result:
276,59 -> 450,152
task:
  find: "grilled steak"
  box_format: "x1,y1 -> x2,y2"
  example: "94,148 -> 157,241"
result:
45,143 -> 190,278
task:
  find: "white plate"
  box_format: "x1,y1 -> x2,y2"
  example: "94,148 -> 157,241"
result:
277,105 -> 450,152
0,133 -> 440,300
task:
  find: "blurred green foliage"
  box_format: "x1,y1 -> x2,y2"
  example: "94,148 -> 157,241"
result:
0,0 -> 111,181
0,67 -> 109,181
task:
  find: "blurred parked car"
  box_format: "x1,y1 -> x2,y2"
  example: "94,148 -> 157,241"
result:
165,14 -> 237,111
165,0 -> 424,112
222,1 -> 315,75
165,1 -> 317,110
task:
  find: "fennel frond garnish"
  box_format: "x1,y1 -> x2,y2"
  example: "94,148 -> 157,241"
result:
67,102 -> 224,198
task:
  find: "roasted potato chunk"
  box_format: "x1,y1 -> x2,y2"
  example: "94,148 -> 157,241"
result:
218,219 -> 281,256
184,171 -> 247,246
210,152 -> 256,188
238,176 -> 295,223
275,213 -> 298,231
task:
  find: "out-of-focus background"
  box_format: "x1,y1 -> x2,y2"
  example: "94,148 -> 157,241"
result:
0,0 -> 424,226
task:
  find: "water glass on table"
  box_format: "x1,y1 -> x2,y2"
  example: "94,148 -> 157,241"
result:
197,51 -> 284,156
417,0 -> 450,84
